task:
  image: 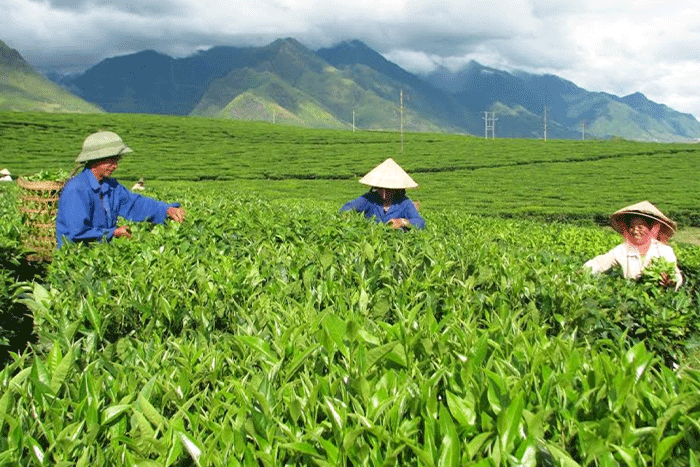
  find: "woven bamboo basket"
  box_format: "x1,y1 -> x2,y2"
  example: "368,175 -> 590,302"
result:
17,177 -> 65,262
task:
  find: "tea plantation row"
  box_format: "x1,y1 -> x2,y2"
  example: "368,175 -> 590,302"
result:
2,111 -> 700,224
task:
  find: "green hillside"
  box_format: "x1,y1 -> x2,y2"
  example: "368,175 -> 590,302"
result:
192,68 -> 346,128
190,39 -> 444,132
0,40 -> 102,113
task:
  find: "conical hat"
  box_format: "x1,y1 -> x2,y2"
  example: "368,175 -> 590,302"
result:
75,131 -> 133,163
610,200 -> 676,241
358,158 -> 418,189
0,168 -> 10,175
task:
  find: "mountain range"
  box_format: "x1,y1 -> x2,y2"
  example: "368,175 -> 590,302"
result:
2,38 -> 699,142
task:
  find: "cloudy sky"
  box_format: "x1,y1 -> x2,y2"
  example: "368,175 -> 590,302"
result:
3,0 -> 700,119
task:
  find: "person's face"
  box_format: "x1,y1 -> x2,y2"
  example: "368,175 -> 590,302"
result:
376,188 -> 395,203
628,217 -> 652,244
90,156 -> 120,181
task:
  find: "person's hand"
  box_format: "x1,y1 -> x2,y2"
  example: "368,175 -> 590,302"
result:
659,272 -> 677,289
388,218 -> 409,229
114,225 -> 131,239
167,206 -> 186,223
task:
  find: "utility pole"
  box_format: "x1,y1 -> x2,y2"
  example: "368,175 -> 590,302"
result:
400,89 -> 404,151
483,111 -> 497,139
543,106 -> 548,142
352,110 -> 355,132
581,120 -> 586,140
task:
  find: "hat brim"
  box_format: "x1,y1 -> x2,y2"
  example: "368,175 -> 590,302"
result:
358,158 -> 418,189
75,144 -> 132,163
610,206 -> 676,241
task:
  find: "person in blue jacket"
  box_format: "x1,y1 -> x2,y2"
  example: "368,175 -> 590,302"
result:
56,131 -> 186,248
341,158 -> 425,229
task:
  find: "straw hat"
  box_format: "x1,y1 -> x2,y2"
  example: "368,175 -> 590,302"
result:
610,200 -> 676,241
358,158 -> 418,189
75,131 -> 133,163
0,168 -> 10,175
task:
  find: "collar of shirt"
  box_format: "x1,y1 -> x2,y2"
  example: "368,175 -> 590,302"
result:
624,239 -> 660,256
84,169 -> 114,198
623,239 -> 662,269
84,169 -> 102,192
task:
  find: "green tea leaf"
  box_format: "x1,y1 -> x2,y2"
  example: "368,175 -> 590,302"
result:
446,390 -> 476,429
498,392 -> 524,452
437,405 -> 459,467
102,404 -> 131,425
50,346 -> 74,394
656,433 -> 684,465
138,393 -> 165,428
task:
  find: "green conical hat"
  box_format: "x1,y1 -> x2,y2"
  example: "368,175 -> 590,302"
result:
75,131 -> 132,163
358,158 -> 418,189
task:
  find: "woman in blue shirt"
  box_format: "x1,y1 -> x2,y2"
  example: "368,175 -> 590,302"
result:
340,158 -> 425,229
56,131 -> 186,248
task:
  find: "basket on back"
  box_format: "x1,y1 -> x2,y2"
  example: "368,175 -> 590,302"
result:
17,177 -> 65,262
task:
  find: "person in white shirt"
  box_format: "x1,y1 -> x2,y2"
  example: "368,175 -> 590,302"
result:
584,201 -> 682,289
131,177 -> 145,191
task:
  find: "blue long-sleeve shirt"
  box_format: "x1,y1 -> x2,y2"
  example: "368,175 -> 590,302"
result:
56,168 -> 178,248
340,191 -> 425,229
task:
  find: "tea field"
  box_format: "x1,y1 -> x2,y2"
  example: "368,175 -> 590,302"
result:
2,111 -> 700,224
1,112 -> 700,465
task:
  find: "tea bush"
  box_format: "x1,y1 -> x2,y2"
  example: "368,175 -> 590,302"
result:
2,185 -> 698,465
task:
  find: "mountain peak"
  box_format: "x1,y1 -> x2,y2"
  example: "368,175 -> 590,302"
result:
0,40 -> 34,72
267,37 -> 308,53
316,39 -> 414,84
317,40 -> 384,64
622,91 -> 650,104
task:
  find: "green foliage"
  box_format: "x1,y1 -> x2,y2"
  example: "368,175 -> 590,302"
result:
2,184 -> 699,465
639,257 -> 679,287
19,169 -> 71,182
0,184 -> 38,361
1,113 -> 700,465
1,111 -> 700,226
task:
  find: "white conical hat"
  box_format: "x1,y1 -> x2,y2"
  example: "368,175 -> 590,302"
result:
610,200 -> 676,241
358,158 -> 418,189
0,168 -> 10,175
